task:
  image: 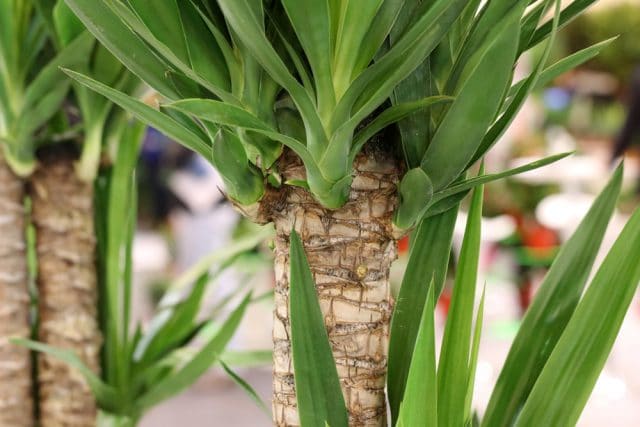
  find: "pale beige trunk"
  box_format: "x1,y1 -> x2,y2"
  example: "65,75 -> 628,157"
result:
253,147 -> 400,426
0,151 -> 34,427
30,146 -> 101,427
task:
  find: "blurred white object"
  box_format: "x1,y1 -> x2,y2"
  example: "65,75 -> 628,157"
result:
510,154 -> 607,189
168,157 -> 225,214
133,232 -> 171,272
535,193 -> 597,237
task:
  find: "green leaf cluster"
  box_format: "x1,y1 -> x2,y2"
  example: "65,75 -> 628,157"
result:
15,128 -> 273,423
0,0 -> 93,174
0,0 -> 145,180
60,0 -> 607,219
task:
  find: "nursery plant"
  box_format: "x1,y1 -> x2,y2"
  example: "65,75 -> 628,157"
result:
59,0 -> 629,425
0,1 -> 94,425
0,1 -> 147,425
16,128 -> 273,426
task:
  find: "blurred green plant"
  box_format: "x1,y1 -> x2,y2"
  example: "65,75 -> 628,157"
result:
565,3 -> 640,83
14,128 -> 273,426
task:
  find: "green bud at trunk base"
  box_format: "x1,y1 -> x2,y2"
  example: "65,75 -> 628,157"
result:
212,129 -> 265,206
394,167 -> 433,230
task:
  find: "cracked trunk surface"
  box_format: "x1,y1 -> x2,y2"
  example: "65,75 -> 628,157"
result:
265,148 -> 400,426
0,152 -> 34,427
31,147 -> 100,427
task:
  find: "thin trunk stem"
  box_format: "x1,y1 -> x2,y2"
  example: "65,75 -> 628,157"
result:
0,151 -> 34,427
30,145 -> 101,427
264,147 -> 400,426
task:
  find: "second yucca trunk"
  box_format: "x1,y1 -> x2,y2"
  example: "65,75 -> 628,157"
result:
0,152 -> 33,427
30,146 -> 101,427
264,147 -> 400,426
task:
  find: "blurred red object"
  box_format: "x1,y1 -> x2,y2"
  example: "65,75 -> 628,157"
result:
398,235 -> 409,255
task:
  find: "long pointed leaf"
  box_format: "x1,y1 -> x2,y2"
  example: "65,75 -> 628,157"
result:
289,230 -> 348,427
483,164 -> 624,427
397,284 -> 437,427
221,362 -> 270,418
63,0 -> 180,99
515,198 -> 640,426
12,338 -> 119,411
388,206 -> 458,422
62,69 -> 211,159
437,179 -> 483,427
421,7 -> 520,191
135,292 -> 252,412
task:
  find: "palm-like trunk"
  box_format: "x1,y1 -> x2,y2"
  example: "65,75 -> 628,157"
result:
261,147 -> 400,426
30,146 -> 101,427
0,152 -> 34,427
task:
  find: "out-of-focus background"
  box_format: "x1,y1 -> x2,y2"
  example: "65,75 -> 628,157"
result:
131,1 -> 640,425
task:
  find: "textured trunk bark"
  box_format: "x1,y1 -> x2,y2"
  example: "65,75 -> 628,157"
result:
30,146 -> 101,427
261,147 -> 400,426
0,151 -> 34,427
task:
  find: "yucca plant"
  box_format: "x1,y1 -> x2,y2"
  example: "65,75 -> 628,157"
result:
25,2 -> 148,425
61,0 -> 616,424
0,1 -> 94,425
0,1 -> 148,424
289,165 -> 640,427
16,126 -> 273,426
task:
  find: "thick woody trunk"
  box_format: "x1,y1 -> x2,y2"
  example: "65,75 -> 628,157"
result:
0,152 -> 34,427
30,146 -> 101,427
260,147 -> 400,426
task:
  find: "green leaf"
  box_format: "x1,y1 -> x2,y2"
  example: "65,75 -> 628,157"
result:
519,0 -> 551,51
124,0 -> 189,63
423,191 -> 470,219
389,0 -> 442,168
62,69 -> 212,159
335,0 -> 467,129
397,284 -> 437,427
351,0 -> 404,75
525,0 -> 597,51
289,230 -> 348,427
12,338 -> 119,411
332,0 -> 384,98
469,0 -> 561,166
350,95 -> 453,159
508,38 -> 617,99
464,287 -> 485,424
221,362 -> 270,418
102,0 -> 235,103
220,349 -> 272,367
281,0 -> 335,114
63,0 -> 180,99
515,194 -> 640,426
394,168 -> 434,230
211,128 -> 265,205
388,207 -> 458,422
432,152 -> 572,203
23,30 -> 93,111
392,58 -> 437,168
166,98 -> 313,166
135,292 -> 252,412
216,0 -> 324,152
483,164 -> 624,427
134,273 -> 210,367
99,119 -> 143,388
421,6 -> 520,191
445,0 -> 527,93
52,1 -> 85,45
437,179 -> 483,427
